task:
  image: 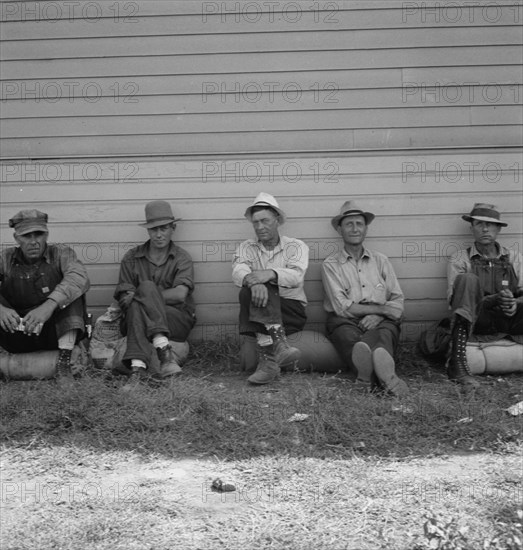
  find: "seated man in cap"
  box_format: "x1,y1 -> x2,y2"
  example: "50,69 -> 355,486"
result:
0,209 -> 90,379
114,200 -> 196,388
321,201 -> 408,396
446,203 -> 523,392
233,192 -> 309,384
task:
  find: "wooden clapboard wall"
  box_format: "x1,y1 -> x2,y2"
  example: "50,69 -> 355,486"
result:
1,1 -> 522,341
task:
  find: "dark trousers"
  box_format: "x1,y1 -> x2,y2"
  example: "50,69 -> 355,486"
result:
450,273 -> 523,335
238,285 -> 306,336
326,313 -> 401,371
0,297 -> 85,354
121,281 -> 195,366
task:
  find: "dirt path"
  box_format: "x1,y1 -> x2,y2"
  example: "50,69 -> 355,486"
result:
1,447 -> 520,549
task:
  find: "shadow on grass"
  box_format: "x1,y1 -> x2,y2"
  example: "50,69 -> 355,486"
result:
0,340 -> 521,462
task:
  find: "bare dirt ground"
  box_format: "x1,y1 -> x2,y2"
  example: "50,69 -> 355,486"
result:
1,444 -> 521,549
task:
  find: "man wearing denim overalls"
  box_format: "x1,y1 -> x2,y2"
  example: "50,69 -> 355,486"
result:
0,210 -> 90,381
447,203 -> 523,393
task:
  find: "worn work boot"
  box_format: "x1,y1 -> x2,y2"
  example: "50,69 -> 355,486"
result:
248,345 -> 280,385
372,348 -> 409,397
121,367 -> 142,392
447,317 -> 480,394
352,341 -> 374,389
157,345 -> 182,378
267,325 -> 301,368
55,349 -> 75,388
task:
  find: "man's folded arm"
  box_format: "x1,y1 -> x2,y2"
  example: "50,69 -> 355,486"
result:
48,244 -> 90,309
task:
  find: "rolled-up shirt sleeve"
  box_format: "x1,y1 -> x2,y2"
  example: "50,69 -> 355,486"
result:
381,257 -> 404,320
321,258 -> 354,317
232,241 -> 255,287
170,249 -> 194,292
48,245 -> 90,309
114,250 -> 138,297
272,240 -> 308,289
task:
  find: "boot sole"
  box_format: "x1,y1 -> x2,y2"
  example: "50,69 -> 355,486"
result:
247,371 -> 280,385
373,348 -> 409,397
160,365 -> 182,378
352,342 -> 373,385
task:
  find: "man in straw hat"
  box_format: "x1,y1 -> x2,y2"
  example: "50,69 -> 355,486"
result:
321,200 -> 408,396
446,203 -> 523,392
233,192 -> 309,384
0,209 -> 90,381
114,200 -> 196,389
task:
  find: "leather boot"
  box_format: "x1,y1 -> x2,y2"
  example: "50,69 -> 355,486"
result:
447,316 -> 479,393
248,345 -> 280,385
157,345 -> 182,378
267,325 -> 301,368
55,349 -> 75,388
121,367 -> 142,392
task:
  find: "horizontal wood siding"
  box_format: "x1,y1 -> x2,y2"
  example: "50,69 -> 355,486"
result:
0,1 -> 522,340
1,1 -> 522,156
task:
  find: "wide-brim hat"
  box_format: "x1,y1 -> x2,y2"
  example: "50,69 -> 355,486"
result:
244,192 -> 286,224
462,203 -> 507,227
9,209 -> 49,236
139,200 -> 181,228
331,200 -> 375,229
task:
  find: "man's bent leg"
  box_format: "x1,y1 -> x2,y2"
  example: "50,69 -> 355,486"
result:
152,304 -> 197,378
448,273 -> 483,392
326,314 -> 363,370
122,281 -> 170,367
362,320 -> 408,397
239,286 -> 300,376
326,316 -> 373,385
53,297 -> 86,380
488,303 -> 523,337
280,297 -> 307,336
360,320 -> 400,357
238,285 -> 282,334
166,305 -> 196,342
450,273 -> 483,325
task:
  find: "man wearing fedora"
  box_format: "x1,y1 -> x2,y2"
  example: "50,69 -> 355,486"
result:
114,200 -> 196,387
0,209 -> 90,380
446,203 -> 523,392
233,192 -> 309,384
322,200 -> 408,396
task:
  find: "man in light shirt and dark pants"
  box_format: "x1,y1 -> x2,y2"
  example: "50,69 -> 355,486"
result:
233,193 -> 309,384
321,200 -> 408,396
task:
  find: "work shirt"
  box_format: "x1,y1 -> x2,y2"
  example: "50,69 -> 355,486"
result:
322,247 -> 404,320
232,235 -> 309,305
115,240 -> 195,311
447,242 -> 523,301
0,244 -> 90,313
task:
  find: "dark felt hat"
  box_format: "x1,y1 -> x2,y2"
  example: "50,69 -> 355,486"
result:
139,201 -> 181,228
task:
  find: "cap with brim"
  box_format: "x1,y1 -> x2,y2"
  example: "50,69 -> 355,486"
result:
139,200 -> 181,229
244,192 -> 286,224
9,209 -> 49,236
462,203 -> 507,227
331,200 -> 375,229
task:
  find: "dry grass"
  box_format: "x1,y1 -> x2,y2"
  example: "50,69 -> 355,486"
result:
0,340 -> 522,549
